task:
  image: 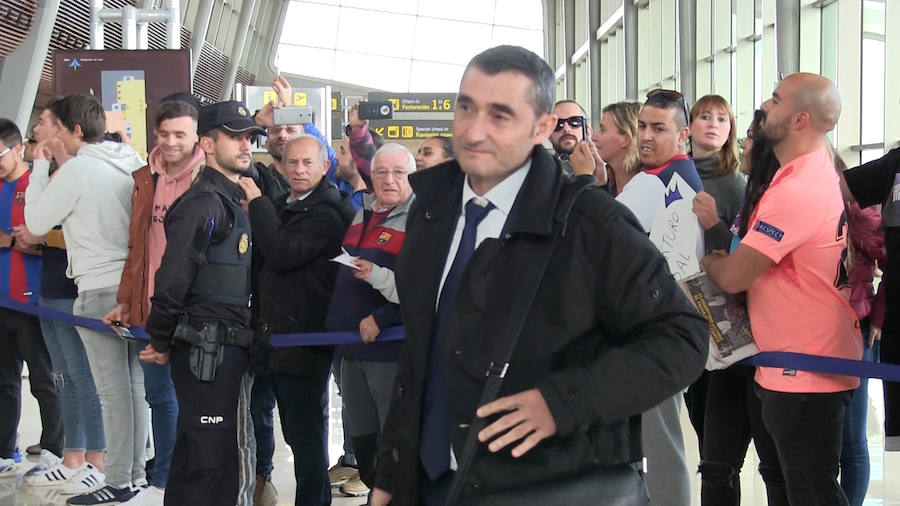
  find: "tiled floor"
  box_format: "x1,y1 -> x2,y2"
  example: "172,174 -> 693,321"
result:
3,377 -> 900,505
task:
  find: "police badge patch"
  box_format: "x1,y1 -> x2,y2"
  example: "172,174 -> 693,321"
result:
376,231 -> 392,245
238,233 -> 249,255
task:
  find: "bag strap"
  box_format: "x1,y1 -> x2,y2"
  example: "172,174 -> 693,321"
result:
444,179 -> 593,505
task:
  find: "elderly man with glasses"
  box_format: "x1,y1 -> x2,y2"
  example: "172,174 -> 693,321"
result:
323,143 -> 416,500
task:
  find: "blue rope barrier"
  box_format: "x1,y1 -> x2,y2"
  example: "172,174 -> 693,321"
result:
5,296 -> 900,380
0,296 -> 403,347
740,352 -> 900,383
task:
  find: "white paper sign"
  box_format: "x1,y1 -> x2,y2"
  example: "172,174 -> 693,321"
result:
649,172 -> 704,281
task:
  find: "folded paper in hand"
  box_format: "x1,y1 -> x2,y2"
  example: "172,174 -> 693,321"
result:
330,247 -> 360,270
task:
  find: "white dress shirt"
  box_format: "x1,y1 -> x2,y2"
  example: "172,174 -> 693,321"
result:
437,159 -> 533,302
435,158 -> 531,470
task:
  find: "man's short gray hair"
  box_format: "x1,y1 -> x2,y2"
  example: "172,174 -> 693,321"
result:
282,133 -> 327,162
372,142 -> 416,173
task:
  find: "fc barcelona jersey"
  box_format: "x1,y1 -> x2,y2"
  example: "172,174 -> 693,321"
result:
1,170 -> 41,303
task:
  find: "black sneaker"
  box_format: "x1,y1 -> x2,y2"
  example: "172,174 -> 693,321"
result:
66,485 -> 135,505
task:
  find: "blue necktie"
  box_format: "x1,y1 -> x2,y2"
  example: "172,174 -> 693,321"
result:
420,198 -> 495,480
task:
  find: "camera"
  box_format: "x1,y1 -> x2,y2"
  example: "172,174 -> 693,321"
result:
358,101 -> 393,120
103,131 -> 123,143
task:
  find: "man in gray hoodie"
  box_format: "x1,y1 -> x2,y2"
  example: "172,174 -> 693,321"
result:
25,93 -> 148,505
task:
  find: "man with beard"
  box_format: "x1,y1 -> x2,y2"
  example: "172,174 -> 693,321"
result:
549,100 -> 605,181
140,101 -> 263,505
702,73 -> 860,505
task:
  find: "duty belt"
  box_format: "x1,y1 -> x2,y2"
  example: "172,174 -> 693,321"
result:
173,317 -> 255,348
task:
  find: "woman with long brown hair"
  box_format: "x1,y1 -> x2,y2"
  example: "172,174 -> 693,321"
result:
690,95 -> 746,254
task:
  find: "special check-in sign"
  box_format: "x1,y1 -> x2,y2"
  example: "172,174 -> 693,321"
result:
368,92 -> 455,140
369,121 -> 453,140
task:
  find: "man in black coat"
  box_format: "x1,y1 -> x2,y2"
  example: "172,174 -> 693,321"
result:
239,134 -> 355,506
370,45 -> 708,506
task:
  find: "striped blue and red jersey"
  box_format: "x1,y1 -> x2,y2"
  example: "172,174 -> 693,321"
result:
326,197 -> 412,361
1,169 -> 41,303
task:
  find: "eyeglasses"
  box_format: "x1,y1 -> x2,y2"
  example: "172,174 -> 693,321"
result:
0,147 -> 10,159
372,168 -> 411,179
554,116 -> 585,132
646,89 -> 690,126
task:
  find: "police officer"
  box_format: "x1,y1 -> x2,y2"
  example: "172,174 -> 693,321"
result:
140,101 -> 263,505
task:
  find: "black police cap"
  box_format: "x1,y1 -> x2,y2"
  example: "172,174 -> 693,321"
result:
198,100 -> 265,136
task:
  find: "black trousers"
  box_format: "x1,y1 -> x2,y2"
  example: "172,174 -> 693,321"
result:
271,375 -> 331,506
700,365 -> 786,506
756,384 -> 852,506
882,307 -> 900,441
684,369 -> 710,458
0,307 -> 63,457
165,344 -> 248,506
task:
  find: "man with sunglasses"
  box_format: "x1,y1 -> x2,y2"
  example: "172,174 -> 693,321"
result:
549,100 -> 604,180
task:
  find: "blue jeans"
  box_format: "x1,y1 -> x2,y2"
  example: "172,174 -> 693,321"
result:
272,375 -> 330,506
38,297 -> 105,453
840,323 -> 878,506
137,345 -> 178,487
250,373 -> 276,478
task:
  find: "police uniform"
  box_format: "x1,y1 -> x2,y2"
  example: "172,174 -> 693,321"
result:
145,101 -> 262,505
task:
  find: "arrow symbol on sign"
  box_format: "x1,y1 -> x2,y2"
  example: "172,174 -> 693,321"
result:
374,127 -> 385,136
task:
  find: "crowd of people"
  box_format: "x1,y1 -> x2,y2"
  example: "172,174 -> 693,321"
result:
0,44 -> 896,506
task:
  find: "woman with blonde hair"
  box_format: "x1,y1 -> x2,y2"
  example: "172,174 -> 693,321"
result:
591,101 -> 642,195
592,101 -> 668,232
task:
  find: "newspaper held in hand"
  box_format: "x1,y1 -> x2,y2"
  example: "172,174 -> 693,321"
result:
681,271 -> 758,370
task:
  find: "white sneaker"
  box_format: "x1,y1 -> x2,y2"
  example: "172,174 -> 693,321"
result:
24,461 -> 80,488
23,450 -> 63,485
60,463 -> 105,495
0,457 -> 19,478
121,486 -> 164,505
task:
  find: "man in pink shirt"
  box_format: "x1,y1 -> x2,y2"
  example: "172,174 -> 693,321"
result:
702,73 -> 861,505
103,97 -> 204,505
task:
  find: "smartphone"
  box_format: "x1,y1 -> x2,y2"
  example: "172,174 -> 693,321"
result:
274,106 -> 314,125
110,322 -> 135,340
581,120 -> 588,144
358,101 -> 393,120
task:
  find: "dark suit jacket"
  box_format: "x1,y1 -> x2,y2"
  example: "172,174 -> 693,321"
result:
374,146 -> 707,504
